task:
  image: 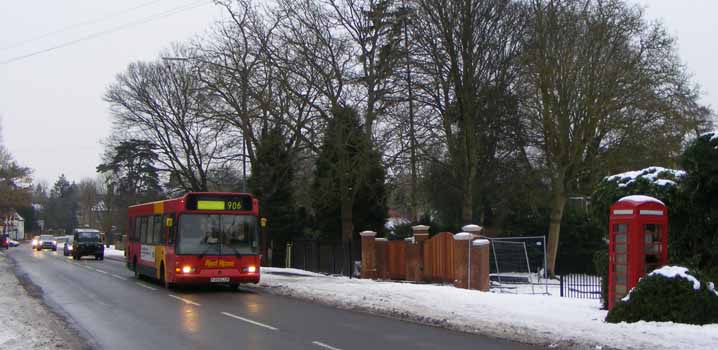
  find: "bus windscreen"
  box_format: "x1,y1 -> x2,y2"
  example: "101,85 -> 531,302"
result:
176,214 -> 258,256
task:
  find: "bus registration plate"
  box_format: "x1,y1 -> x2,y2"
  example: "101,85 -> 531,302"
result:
211,277 -> 230,283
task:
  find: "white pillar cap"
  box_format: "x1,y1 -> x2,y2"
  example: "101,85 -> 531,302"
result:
454,232 -> 474,240
359,230 -> 377,237
462,224 -> 483,233
472,239 -> 490,246
411,225 -> 430,231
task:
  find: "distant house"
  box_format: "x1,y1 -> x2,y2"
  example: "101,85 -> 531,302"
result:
1,212 -> 25,240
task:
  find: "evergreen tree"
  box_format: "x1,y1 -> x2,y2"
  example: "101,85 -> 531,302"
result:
97,139 -> 163,234
45,175 -> 79,234
248,126 -> 297,253
0,145 -> 32,215
97,139 -> 162,200
312,106 -> 387,240
674,133 -> 718,270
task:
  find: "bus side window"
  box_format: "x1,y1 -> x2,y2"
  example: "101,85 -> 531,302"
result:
134,218 -> 141,243
153,215 -> 162,244
140,216 -> 148,244
147,216 -> 155,244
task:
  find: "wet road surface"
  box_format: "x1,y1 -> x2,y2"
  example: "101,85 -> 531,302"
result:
8,246 -> 542,350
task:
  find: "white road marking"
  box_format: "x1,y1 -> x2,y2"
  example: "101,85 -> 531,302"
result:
111,274 -> 128,281
136,282 -> 158,291
95,269 -> 109,274
312,341 -> 343,350
221,312 -> 278,331
168,294 -> 201,306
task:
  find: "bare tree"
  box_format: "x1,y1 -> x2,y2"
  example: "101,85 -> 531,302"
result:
76,178 -> 100,228
105,46 -> 233,192
411,0 -> 526,224
262,0 -> 402,240
523,0 -> 711,275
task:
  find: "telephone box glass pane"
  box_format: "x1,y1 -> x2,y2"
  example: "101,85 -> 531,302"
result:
616,233 -> 626,242
616,244 -> 626,253
613,224 -> 628,233
616,254 -> 626,264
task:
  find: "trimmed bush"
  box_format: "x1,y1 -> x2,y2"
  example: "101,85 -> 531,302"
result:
606,266 -> 718,325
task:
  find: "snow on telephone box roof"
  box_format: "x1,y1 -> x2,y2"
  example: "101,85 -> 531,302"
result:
617,195 -> 665,206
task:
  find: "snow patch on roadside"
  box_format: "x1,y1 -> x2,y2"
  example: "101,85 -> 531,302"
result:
255,268 -> 718,350
105,245 -> 125,258
0,252 -> 85,350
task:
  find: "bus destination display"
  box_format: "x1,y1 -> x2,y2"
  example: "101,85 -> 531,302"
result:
186,194 -> 253,211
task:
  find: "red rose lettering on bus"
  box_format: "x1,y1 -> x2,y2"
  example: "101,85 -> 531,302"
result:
205,259 -> 236,268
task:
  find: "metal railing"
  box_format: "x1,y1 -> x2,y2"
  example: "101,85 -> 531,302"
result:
560,274 -> 602,299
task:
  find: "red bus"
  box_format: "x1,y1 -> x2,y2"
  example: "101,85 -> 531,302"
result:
126,192 -> 261,288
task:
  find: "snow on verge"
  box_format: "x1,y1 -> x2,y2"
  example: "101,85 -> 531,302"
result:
255,268 -> 718,350
105,245 -> 125,258
0,252 -> 85,350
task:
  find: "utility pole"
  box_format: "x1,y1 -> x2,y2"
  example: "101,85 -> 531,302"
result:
402,0 -> 418,222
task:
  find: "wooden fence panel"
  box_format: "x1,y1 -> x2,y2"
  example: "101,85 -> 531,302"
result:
387,240 -> 407,280
425,232 -> 455,283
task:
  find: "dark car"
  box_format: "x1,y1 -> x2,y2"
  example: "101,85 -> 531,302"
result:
36,234 -> 57,251
72,229 -> 104,260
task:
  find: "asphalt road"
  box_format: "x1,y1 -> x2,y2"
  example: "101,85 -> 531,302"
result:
8,245 -> 541,350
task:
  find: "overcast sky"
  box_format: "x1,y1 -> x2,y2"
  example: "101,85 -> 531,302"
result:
0,1 -> 716,186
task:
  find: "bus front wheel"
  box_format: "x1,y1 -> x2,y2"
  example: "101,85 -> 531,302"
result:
133,258 -> 140,279
160,264 -> 174,289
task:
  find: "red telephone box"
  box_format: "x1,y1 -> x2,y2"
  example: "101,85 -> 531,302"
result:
608,195 -> 668,310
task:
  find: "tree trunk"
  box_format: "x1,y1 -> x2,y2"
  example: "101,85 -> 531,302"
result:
462,179 -> 473,225
546,179 -> 568,277
340,195 -> 354,242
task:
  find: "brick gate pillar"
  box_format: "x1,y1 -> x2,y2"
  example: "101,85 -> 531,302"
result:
360,230 -> 377,279
412,225 -> 430,282
453,232 -> 473,289
375,238 -> 389,279
471,239 -> 491,291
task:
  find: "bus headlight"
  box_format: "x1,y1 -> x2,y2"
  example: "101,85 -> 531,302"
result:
243,266 -> 257,273
181,266 -> 194,274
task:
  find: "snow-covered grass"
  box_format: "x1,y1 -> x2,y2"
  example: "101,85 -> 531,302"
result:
258,267 -> 718,350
